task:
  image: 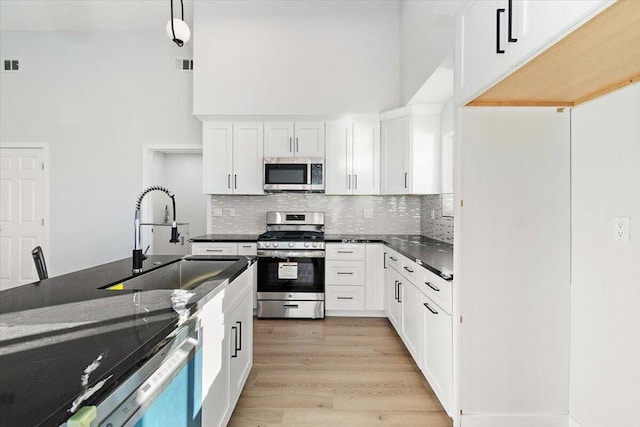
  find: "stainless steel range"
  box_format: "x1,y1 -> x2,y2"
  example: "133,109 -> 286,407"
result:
256,211 -> 325,319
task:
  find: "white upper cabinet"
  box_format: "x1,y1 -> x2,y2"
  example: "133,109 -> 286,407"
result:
380,107 -> 441,195
264,122 -> 325,158
203,122 -> 264,195
457,0 -> 611,105
325,122 -> 379,195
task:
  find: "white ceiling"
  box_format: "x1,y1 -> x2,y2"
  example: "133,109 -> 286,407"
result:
0,0 -> 194,32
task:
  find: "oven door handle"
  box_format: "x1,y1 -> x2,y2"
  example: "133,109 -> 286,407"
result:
257,250 -> 325,258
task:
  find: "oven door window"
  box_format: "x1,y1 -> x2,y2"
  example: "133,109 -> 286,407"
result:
258,257 -> 324,293
264,164 -> 308,185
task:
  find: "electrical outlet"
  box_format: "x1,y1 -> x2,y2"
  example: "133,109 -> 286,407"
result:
227,208 -> 236,217
212,208 -> 223,217
363,209 -> 373,219
613,216 -> 630,243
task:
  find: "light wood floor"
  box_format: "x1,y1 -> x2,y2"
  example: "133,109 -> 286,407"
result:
228,317 -> 452,427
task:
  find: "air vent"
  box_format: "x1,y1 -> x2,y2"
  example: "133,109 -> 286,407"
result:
3,59 -> 20,72
175,59 -> 193,71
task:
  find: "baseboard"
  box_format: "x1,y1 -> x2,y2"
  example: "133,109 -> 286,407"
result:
324,310 -> 387,318
460,414 -> 569,427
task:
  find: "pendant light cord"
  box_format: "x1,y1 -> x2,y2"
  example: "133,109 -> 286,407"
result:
169,0 -> 185,47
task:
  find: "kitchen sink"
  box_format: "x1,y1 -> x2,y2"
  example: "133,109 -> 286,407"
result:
100,257 -> 239,292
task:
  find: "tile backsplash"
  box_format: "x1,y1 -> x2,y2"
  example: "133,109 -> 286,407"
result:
208,193 -> 454,244
420,194 -> 454,244
209,194 -> 422,235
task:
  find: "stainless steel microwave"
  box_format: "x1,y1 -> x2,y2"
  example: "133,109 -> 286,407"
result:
263,157 -> 324,192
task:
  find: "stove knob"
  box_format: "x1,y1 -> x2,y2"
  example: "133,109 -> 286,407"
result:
311,242 -> 317,248
289,242 -> 294,248
304,242 -> 310,248
265,242 -> 271,248
273,242 -> 278,248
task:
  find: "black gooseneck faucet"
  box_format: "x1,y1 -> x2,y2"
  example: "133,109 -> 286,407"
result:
133,186 -> 179,273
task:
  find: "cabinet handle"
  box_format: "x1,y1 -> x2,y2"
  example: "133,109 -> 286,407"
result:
404,172 -> 408,188
206,249 -> 223,252
423,302 -> 438,315
231,326 -> 238,358
348,174 -> 351,189
394,280 -> 398,301
403,266 -> 414,273
283,304 -> 299,309
227,174 -> 231,189
425,281 -> 440,292
496,8 -> 506,54
242,245 -> 252,248
296,137 -> 299,152
508,0 -> 518,42
289,137 -> 293,152
234,174 -> 237,189
397,282 -> 402,303
354,175 -> 358,189
236,320 -> 242,352
337,272 -> 353,275
383,254 -> 387,269
337,296 -> 354,300
389,256 -> 397,262
337,250 -> 354,254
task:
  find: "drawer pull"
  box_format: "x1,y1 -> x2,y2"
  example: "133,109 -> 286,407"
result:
231,326 -> 238,358
389,256 -> 397,262
283,304 -> 299,309
507,0 -> 518,43
206,249 -> 224,252
337,250 -> 354,254
337,296 -> 354,300
403,266 -> 414,273
397,282 -> 402,303
336,272 -> 353,275
496,8 -> 506,54
236,321 -> 242,352
425,282 -> 440,292
423,302 -> 438,315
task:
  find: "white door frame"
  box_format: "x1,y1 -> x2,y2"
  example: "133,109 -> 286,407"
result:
0,143 -> 50,265
141,144 -> 209,237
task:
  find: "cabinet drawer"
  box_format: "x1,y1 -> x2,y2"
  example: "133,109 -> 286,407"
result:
326,244 -> 366,260
326,285 -> 365,311
192,242 -> 238,256
237,242 -> 257,256
400,257 -> 422,284
421,270 -> 452,315
385,249 -> 402,271
326,261 -> 365,285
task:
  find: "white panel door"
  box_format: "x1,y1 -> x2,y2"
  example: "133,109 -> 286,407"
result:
352,122 -> 380,195
203,123 -> 233,194
0,148 -> 45,290
380,117 -> 410,194
233,122 -> 264,195
325,122 -> 353,195
264,122 -> 295,157
294,122 -> 325,157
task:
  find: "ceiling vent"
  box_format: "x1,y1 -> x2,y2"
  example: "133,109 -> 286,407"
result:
175,59 -> 193,71
3,60 -> 20,72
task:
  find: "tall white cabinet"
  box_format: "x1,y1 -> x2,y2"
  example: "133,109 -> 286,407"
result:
325,122 -> 380,195
202,122 -> 264,195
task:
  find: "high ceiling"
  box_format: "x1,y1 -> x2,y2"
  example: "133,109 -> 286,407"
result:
0,0 -> 194,32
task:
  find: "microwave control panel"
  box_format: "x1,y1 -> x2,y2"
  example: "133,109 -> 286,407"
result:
311,164 -> 323,185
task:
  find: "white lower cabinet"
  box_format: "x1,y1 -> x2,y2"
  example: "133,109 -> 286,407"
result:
386,267 -> 402,332
201,263 -> 255,427
401,280 -> 423,364
422,296 -> 453,416
325,285 -> 365,311
191,242 -> 238,256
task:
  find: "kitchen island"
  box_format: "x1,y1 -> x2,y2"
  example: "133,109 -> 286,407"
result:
0,255 -> 254,427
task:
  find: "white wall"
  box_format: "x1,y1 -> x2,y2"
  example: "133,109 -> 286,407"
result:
0,31 -> 201,275
399,1 -> 466,106
569,83 -> 640,427
193,0 -> 400,115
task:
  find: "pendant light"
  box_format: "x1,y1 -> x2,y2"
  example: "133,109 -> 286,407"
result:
166,0 -> 190,47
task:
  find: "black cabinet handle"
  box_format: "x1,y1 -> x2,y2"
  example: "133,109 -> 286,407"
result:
404,172 -> 408,188
425,281 -> 440,292
231,326 -> 238,358
389,256 -> 397,262
424,302 -> 438,315
227,174 -> 231,189
337,296 -> 354,300
289,137 -> 293,152
236,320 -> 242,352
508,0 -> 518,42
337,250 -> 354,254
296,137 -> 299,152
496,8 -> 505,54
394,280 -> 398,301
347,174 -> 351,189
397,282 -> 402,303
337,272 -> 354,275
403,266 -> 414,273
234,174 -> 238,189
354,175 -> 358,189
383,254 -> 387,269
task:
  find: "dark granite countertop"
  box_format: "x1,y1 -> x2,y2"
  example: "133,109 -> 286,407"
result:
190,234 -> 259,242
325,234 -> 453,280
190,234 -> 453,280
0,255 -> 252,427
